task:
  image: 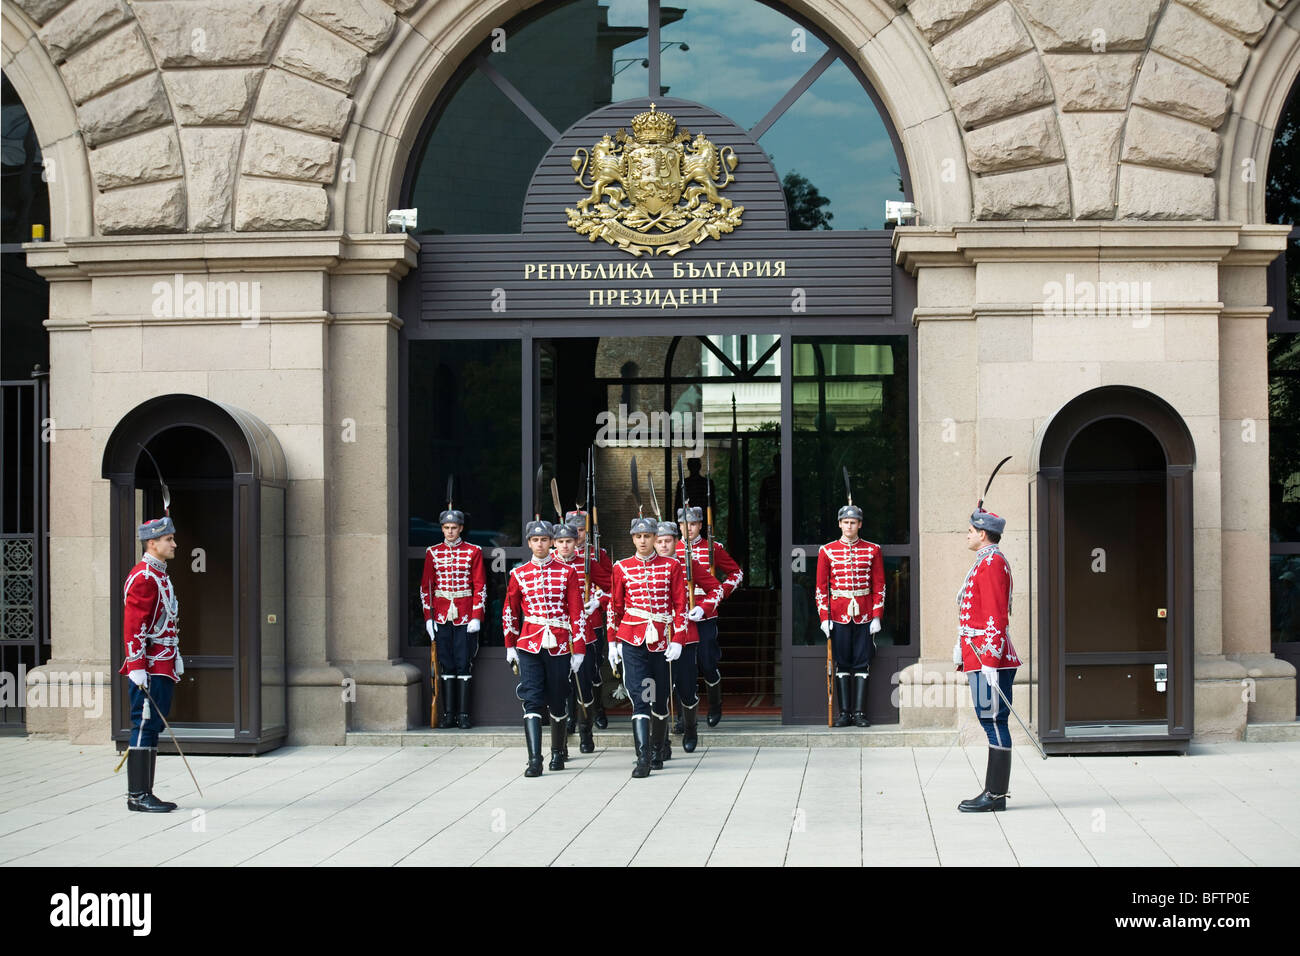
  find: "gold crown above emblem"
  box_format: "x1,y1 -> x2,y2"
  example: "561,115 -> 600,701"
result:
630,103 -> 676,144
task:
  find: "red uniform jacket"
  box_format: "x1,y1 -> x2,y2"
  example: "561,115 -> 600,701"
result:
667,552 -> 723,644
420,539 -> 487,626
119,554 -> 181,682
816,537 -> 885,625
503,556 -> 586,656
958,544 -> 1020,670
609,553 -> 688,650
575,543 -> 613,630
676,537 -> 741,619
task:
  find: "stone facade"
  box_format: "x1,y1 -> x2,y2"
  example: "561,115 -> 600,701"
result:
3,0 -> 1297,743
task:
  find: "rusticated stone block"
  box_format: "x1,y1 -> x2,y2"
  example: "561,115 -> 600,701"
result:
163,68 -> 260,125
1178,0 -> 1270,43
77,72 -> 171,147
240,122 -> 339,183
950,53 -> 1053,129
964,107 -> 1064,173
11,0 -> 76,24
1132,51 -> 1231,128
931,2 -> 1032,84
59,22 -> 153,103
908,0 -> 999,42
1058,113 -> 1124,218
97,179 -> 186,233
181,128 -> 242,231
275,16 -> 367,94
133,0 -> 295,66
972,164 -> 1071,219
87,126 -> 181,190
1151,1 -> 1251,84
300,0 -> 396,53
235,178 -> 329,230
1043,53 -> 1140,111
1121,106 -> 1220,174
253,69 -> 352,138
1015,0 -> 1161,51
38,0 -> 130,62
1116,164 -> 1215,219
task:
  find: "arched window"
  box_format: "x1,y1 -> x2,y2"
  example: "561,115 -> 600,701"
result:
404,0 -> 907,235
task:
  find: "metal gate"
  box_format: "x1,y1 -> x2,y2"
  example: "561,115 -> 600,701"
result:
1,374 -> 49,727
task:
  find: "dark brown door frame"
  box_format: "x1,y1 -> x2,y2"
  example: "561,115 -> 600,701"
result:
1036,386 -> 1196,751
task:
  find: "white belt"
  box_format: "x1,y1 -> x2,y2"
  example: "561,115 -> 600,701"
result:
625,606 -> 673,645
831,587 -> 873,618
436,589 -> 472,621
524,615 -> 570,650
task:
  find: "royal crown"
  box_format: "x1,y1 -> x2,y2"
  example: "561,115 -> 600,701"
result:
630,103 -> 677,144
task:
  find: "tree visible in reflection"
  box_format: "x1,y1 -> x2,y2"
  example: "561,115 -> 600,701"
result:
783,170 -> 833,230
1267,86 -> 1300,549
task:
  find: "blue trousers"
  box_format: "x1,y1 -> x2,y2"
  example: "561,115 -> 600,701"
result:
968,668 -> 1016,748
516,650 -> 570,719
670,641 -> 700,708
622,641 -> 670,719
434,622 -> 477,677
831,621 -> 874,674
695,618 -> 721,684
128,675 -> 175,748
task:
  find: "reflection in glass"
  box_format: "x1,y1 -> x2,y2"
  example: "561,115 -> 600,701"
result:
1270,332 -> 1300,542
409,341 -> 521,548
1271,555 -> 1300,643
792,337 -> 909,545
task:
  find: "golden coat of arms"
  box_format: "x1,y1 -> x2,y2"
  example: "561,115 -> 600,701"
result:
565,104 -> 743,257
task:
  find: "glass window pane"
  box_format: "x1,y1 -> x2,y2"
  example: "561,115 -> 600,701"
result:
792,336 -> 910,544
409,340 -> 521,546
659,0 -> 826,128
260,486 -> 286,733
760,59 -> 902,230
1271,554 -> 1300,643
1270,333 -> 1300,542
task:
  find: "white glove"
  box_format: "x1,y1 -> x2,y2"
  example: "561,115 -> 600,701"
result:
584,596 -> 602,615
608,643 -> 622,670
128,669 -> 148,688
869,618 -> 881,635
571,652 -> 585,674
505,648 -> 518,666
426,620 -> 434,640
952,643 -> 962,666
466,619 -> 480,634
175,655 -> 184,677
687,605 -> 705,622
664,641 -> 682,663
981,664 -> 998,694
820,620 -> 832,638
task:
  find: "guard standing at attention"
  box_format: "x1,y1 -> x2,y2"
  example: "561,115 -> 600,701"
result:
504,520 -> 586,777
420,507 -> 487,729
121,516 -> 183,813
816,501 -> 885,727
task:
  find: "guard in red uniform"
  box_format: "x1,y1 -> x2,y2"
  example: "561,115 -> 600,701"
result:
553,520 -> 603,753
657,521 -> 720,754
504,520 -> 586,777
676,506 -> 742,727
953,507 -> 1020,812
120,516 -> 182,813
420,508 -> 487,728
566,508 -> 613,729
608,516 -> 688,777
816,504 -> 885,727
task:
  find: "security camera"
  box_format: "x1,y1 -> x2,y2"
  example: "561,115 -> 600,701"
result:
387,208 -> 418,232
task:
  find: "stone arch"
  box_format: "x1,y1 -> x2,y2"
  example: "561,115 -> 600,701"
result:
1,3 -> 94,238
340,0 -> 973,232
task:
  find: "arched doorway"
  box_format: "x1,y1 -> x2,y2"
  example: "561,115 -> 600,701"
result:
102,395 -> 288,754
1035,386 -> 1196,753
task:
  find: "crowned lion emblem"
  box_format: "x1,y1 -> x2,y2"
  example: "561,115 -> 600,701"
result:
565,105 -> 744,257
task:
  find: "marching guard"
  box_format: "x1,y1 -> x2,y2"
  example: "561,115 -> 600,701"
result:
420,506 -> 487,729
567,508 -> 613,729
656,521 -> 720,753
609,516 -> 689,777
953,503 -> 1021,812
121,516 -> 183,813
553,520 -> 605,753
504,520 -> 587,777
676,506 -> 742,726
816,489 -> 885,727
